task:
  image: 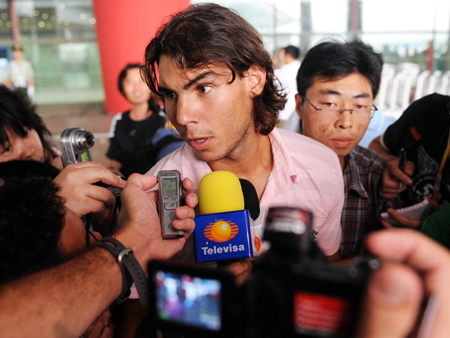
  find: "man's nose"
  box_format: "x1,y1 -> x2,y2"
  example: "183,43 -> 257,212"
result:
337,109 -> 354,129
176,96 -> 198,125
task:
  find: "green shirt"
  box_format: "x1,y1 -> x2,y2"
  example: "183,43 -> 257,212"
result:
421,203 -> 450,250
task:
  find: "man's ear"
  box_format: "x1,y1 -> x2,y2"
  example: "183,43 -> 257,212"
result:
247,65 -> 266,97
295,93 -> 304,119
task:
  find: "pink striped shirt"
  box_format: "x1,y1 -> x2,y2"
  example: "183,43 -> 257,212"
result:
148,128 -> 343,256
129,128 -> 344,299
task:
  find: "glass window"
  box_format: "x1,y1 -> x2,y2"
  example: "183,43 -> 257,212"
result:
25,42 -> 103,104
0,2 -> 12,40
3,1 -> 103,105
16,0 -> 96,40
194,0 -> 450,72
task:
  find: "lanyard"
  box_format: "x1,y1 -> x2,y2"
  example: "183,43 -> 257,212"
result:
431,128 -> 450,201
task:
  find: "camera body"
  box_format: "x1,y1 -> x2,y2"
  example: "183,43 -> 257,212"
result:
60,127 -> 94,167
157,170 -> 184,239
147,207 -> 376,338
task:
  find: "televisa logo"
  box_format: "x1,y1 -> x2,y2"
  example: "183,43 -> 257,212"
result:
194,210 -> 254,262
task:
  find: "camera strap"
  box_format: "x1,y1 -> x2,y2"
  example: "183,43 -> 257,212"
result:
94,237 -> 148,306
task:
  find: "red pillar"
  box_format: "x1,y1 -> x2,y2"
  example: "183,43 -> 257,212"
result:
92,0 -> 190,114
9,0 -> 20,41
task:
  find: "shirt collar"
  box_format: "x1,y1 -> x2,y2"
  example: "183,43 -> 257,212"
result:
268,128 -> 297,189
344,149 -> 369,199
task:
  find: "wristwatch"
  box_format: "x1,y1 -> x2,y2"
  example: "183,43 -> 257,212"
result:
94,237 -> 148,305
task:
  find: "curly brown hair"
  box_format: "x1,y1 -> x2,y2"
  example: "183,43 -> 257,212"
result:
143,3 -> 286,135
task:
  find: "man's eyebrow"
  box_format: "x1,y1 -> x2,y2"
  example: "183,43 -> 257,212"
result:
319,89 -> 342,96
353,93 -> 370,99
184,71 -> 216,90
158,71 -> 216,93
158,85 -> 172,94
318,90 -> 371,99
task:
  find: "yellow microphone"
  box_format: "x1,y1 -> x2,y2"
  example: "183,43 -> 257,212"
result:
198,171 -> 245,215
194,171 -> 256,263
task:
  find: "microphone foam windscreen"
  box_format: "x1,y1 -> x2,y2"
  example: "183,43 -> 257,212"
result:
198,171 -> 245,215
239,178 -> 260,220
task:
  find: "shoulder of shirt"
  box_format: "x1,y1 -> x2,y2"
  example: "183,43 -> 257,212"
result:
108,113 -> 124,137
146,144 -> 210,185
146,143 -> 188,175
274,128 -> 342,174
350,145 -> 387,171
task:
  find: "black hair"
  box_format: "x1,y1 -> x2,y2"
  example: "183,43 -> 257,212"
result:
0,85 -> 56,164
296,40 -> 383,99
117,63 -> 142,98
0,176 -> 66,284
117,63 -> 161,115
0,160 -> 60,179
143,3 -> 286,135
284,45 -> 300,59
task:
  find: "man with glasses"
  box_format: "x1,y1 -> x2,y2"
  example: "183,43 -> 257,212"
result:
295,40 -> 391,259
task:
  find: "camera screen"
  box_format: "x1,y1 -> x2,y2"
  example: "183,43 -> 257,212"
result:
154,270 -> 222,331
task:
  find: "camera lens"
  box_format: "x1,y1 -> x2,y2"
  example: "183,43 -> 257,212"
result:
84,133 -> 94,147
73,130 -> 95,151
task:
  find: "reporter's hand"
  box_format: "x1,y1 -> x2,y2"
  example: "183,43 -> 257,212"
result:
381,197 -> 438,229
381,208 -> 423,229
356,229 -> 450,338
380,159 -> 414,199
116,174 -> 197,269
54,162 -> 126,218
219,259 -> 254,286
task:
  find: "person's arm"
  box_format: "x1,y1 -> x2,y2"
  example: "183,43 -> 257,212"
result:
355,229 -> 450,338
369,135 -> 397,161
28,74 -> 34,86
319,160 -> 344,261
0,247 -> 122,338
0,174 -> 197,338
114,177 -> 197,338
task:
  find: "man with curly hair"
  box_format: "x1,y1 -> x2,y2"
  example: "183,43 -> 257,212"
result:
142,4 -> 343,263
116,5 -> 344,336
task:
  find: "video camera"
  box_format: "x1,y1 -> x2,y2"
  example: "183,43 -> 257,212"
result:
147,207 -> 378,338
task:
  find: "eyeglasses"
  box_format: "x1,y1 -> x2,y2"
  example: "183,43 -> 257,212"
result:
302,95 -> 377,119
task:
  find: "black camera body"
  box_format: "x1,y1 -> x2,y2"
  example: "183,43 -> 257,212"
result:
147,207 -> 376,338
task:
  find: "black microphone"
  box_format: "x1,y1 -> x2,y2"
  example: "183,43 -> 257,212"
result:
239,178 -> 260,220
